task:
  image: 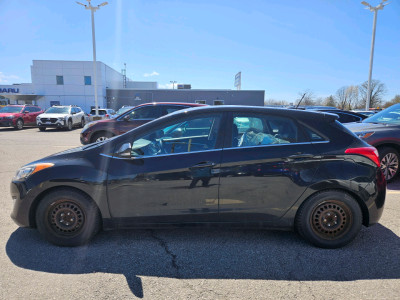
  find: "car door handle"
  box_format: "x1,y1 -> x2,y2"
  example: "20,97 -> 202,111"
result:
190,162 -> 216,169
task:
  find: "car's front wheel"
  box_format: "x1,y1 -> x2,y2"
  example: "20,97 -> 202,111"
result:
66,119 -> 73,131
35,189 -> 101,246
14,119 -> 24,130
39,127 -> 46,132
295,190 -> 362,248
91,132 -> 114,143
379,147 -> 399,182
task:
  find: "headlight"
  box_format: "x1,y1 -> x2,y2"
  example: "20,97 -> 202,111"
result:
14,163 -> 54,181
357,131 -> 375,139
82,122 -> 96,131
58,117 -> 65,121
6,115 -> 15,119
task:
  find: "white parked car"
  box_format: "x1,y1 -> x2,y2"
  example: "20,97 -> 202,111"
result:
87,108 -> 115,121
37,105 -> 86,131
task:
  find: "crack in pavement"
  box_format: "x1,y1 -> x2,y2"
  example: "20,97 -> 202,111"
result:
149,230 -> 181,279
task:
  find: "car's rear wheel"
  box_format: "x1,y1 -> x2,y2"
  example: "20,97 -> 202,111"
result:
14,119 -> 24,130
39,127 -> 46,132
91,132 -> 114,143
295,190 -> 362,248
35,189 -> 101,246
379,147 -> 399,182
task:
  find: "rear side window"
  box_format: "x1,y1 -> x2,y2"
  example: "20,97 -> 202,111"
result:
336,112 -> 362,123
232,113 -> 305,147
302,127 -> 326,142
162,105 -> 186,115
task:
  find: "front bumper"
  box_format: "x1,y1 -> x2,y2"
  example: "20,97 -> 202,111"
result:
37,119 -> 67,128
10,180 -> 35,227
0,120 -> 15,127
80,132 -> 91,145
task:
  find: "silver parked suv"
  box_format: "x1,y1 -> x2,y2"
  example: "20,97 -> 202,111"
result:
37,105 -> 86,131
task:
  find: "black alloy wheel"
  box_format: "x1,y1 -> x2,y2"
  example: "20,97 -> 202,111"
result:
36,189 -> 101,246
295,190 -> 362,248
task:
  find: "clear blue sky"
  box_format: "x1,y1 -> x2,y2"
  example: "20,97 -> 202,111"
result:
1,0 -> 399,103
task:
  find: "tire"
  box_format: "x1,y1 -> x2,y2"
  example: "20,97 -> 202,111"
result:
66,119 -> 73,131
35,189 -> 101,247
14,119 -> 24,130
39,127 -> 46,132
80,117 -> 85,128
295,190 -> 362,248
379,147 -> 399,182
91,131 -> 114,143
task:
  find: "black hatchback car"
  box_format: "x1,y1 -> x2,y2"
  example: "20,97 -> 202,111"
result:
11,106 -> 386,248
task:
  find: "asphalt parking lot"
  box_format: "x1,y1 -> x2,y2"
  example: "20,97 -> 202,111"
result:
1,127 -> 399,299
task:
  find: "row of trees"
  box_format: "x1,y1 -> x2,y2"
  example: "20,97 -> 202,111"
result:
265,80 -> 399,109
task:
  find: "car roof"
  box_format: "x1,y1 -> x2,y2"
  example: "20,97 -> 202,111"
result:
165,105 -> 339,122
135,102 -> 206,108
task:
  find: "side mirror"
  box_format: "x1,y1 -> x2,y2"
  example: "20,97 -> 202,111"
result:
123,115 -> 130,121
116,142 -> 132,158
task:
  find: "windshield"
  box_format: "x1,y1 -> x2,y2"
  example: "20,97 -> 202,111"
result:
0,106 -> 23,113
45,107 -> 70,114
363,104 -> 400,125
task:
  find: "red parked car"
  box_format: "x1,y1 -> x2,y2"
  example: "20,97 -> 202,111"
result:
80,102 -> 206,144
0,105 -> 44,130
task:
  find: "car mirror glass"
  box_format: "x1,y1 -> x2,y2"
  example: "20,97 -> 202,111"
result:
123,115 -> 130,121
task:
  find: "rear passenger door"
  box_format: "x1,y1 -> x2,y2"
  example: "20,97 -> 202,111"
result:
218,112 -> 321,224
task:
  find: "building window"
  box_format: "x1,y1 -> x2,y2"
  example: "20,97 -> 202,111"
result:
56,75 -> 64,85
84,76 -> 92,85
195,100 -> 207,104
213,100 -> 224,105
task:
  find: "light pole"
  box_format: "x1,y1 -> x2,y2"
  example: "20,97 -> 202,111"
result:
361,0 -> 389,110
76,0 -> 108,116
170,81 -> 177,89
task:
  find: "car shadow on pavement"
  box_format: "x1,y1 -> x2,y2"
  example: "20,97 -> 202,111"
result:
6,224 -> 400,298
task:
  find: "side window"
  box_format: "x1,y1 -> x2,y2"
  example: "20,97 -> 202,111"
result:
23,107 -> 31,113
162,105 -> 186,116
121,115 -> 221,158
76,108 -> 82,113
302,126 -> 325,142
127,106 -> 161,120
232,114 -> 302,147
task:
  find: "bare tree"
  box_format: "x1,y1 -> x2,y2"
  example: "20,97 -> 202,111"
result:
346,85 -> 359,110
336,87 -> 349,110
324,95 -> 336,107
359,79 -> 387,108
383,95 -> 400,108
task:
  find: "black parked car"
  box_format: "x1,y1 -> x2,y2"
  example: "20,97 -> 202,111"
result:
346,103 -> 400,181
11,106 -> 386,248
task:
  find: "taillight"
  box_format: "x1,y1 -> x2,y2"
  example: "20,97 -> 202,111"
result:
88,114 -> 91,116
106,114 -> 109,118
345,147 -> 380,167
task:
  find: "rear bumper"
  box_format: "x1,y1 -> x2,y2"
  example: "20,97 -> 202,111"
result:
366,168 -> 386,226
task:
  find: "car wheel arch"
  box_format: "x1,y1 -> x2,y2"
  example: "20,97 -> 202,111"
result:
29,186 -> 103,228
295,188 -> 369,227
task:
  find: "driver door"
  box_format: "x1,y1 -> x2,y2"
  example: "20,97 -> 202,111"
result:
106,113 -> 224,224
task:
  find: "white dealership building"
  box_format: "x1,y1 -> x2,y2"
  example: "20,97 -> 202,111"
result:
0,59 -> 265,111
0,60 -> 156,112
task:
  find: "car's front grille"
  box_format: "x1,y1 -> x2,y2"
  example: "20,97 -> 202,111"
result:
40,118 -> 58,123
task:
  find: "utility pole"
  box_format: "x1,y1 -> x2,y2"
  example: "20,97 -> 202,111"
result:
361,0 -> 390,110
76,0 -> 108,115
